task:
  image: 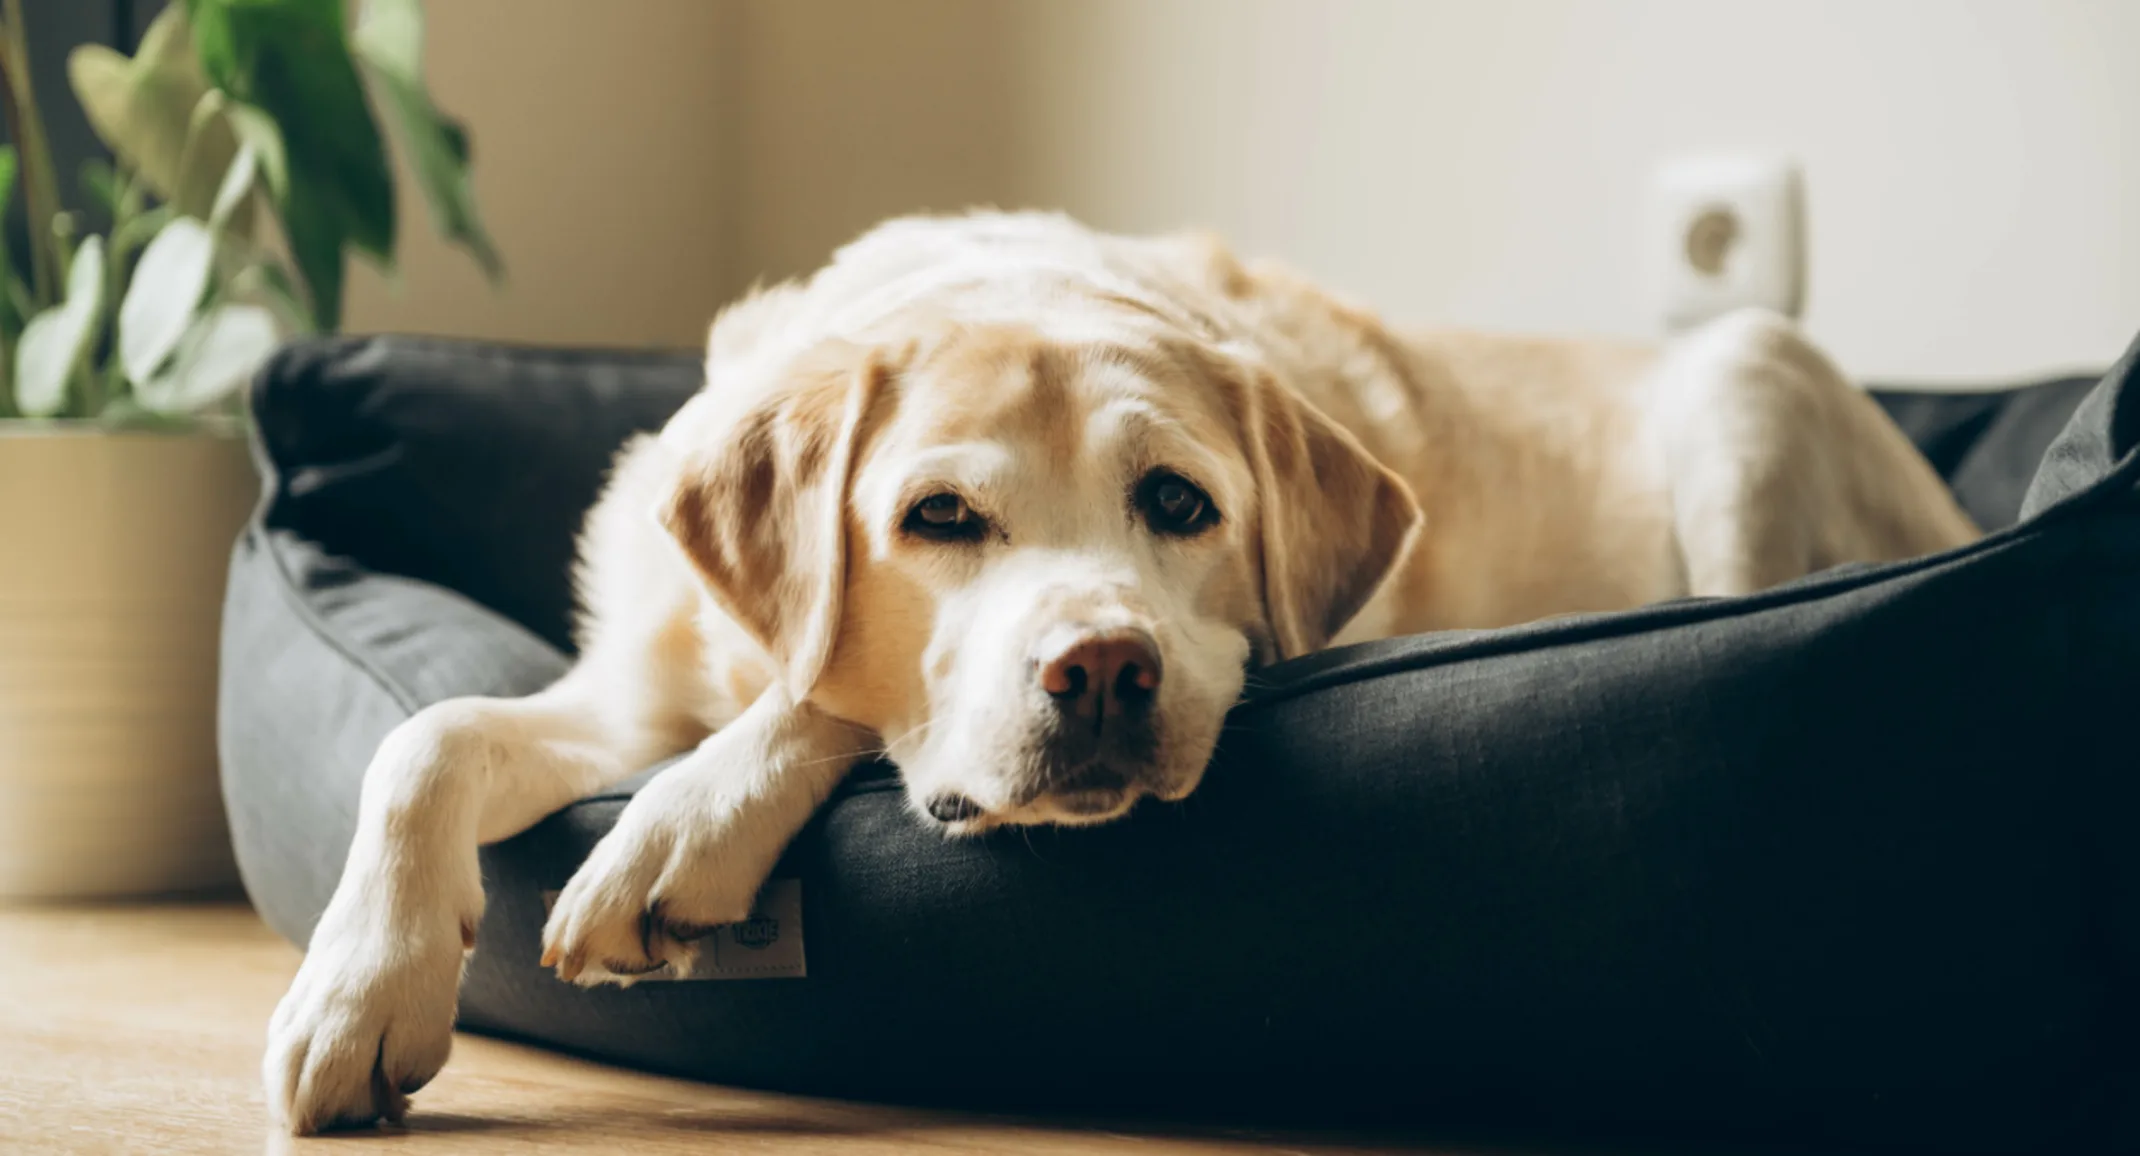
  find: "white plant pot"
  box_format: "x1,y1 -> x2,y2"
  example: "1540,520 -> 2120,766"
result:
0,423 -> 259,899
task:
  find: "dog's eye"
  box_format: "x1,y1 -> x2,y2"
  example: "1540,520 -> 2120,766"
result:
903,492 -> 986,542
1137,471 -> 1217,536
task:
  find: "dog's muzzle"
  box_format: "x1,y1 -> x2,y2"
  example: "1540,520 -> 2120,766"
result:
924,624 -> 1166,825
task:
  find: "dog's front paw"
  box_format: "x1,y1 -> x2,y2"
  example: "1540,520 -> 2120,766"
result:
540,785 -> 765,986
264,898 -> 471,1135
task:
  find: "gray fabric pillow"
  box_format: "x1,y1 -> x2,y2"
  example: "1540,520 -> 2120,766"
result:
220,334 -> 2140,1154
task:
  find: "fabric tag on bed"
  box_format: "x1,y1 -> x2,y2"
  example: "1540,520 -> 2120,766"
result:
539,877 -> 806,981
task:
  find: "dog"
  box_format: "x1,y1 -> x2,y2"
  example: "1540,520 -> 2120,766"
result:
264,211 -> 1978,1133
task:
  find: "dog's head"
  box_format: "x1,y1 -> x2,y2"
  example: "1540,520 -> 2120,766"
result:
662,277 -> 1418,832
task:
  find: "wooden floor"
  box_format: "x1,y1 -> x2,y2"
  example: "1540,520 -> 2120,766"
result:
0,900 -> 1492,1155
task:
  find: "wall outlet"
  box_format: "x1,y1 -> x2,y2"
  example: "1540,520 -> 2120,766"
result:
1646,154 -> 1805,332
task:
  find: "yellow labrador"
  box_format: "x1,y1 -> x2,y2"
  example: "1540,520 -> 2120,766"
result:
265,212 -> 1977,1132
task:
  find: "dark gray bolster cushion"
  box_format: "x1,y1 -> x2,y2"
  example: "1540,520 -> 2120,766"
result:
219,334 -> 2139,1154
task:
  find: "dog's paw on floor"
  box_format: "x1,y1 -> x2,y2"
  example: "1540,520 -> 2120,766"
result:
265,893 -> 470,1134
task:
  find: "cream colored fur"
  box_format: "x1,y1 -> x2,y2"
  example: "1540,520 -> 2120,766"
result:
264,212 -> 1978,1134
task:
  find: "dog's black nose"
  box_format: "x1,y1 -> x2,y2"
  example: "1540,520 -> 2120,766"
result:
1036,628 -> 1161,726
925,793 -> 983,824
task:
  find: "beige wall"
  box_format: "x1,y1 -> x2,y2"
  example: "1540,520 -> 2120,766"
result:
721,1 -> 1027,302
344,0 -> 731,350
356,0 -> 2140,383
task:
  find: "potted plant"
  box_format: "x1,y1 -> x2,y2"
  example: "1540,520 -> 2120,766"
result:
0,0 -> 497,898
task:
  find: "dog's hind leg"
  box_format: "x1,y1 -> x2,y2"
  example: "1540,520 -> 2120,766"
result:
263,665 -> 689,1135
1651,308 -> 1978,598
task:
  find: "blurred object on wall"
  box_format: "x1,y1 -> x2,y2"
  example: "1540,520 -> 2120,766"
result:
1646,154 -> 1805,333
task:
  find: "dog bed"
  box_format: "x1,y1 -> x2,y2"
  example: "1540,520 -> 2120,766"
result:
220,334 -> 2138,1154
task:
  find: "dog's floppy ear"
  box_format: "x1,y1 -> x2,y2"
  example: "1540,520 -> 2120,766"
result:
1237,368 -> 1422,661
660,347 -> 889,698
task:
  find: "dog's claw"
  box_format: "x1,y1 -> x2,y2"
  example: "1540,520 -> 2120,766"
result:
263,895 -> 464,1136
370,1041 -> 410,1125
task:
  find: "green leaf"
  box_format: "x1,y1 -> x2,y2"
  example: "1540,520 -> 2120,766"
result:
134,301 -> 279,415
118,217 -> 216,385
0,145 -> 18,340
226,260 -> 313,334
14,236 -> 106,418
0,146 -> 13,408
221,102 -> 286,196
66,8 -> 242,223
210,142 -> 257,230
214,104 -> 333,329
5,277 -> 34,325
186,0 -> 395,267
353,0 -> 501,280
80,158 -> 121,215
282,183 -> 348,331
111,204 -> 178,262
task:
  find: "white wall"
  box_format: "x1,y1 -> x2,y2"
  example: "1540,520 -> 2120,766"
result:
1008,0 -> 2140,383
362,0 -> 2140,384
